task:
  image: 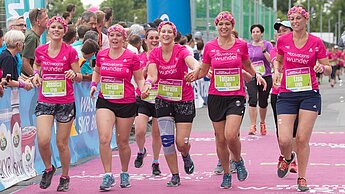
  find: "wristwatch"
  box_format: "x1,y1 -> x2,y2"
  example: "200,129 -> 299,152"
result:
262,49 -> 267,53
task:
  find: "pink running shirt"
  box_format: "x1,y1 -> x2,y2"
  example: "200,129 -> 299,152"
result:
136,52 -> 149,96
277,33 -> 327,92
202,38 -> 249,97
35,43 -> 79,104
96,49 -> 141,104
270,47 -> 279,95
149,44 -> 194,101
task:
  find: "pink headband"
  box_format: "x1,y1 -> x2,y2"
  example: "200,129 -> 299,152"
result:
107,24 -> 127,39
287,6 -> 309,20
214,12 -> 236,27
157,21 -> 177,35
47,16 -> 68,32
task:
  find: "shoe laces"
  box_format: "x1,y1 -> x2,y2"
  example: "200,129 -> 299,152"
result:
223,174 -> 231,182
121,173 -> 129,182
171,175 -> 179,183
102,174 -> 111,184
279,160 -> 289,171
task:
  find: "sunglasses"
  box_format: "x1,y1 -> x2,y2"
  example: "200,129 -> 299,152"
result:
34,8 -> 41,22
15,23 -> 27,27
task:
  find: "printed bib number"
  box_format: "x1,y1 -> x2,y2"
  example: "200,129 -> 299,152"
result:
42,74 -> 66,97
101,76 -> 124,99
252,60 -> 266,75
158,79 -> 182,101
286,67 -> 312,92
143,84 -> 158,103
214,68 -> 240,91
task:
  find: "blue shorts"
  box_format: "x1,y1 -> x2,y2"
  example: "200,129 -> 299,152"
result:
277,90 -> 321,115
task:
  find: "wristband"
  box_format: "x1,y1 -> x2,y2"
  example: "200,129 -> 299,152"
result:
90,81 -> 98,88
34,70 -> 40,75
18,80 -> 25,88
145,79 -> 153,85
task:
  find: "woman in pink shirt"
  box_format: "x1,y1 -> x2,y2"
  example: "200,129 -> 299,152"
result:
89,24 -> 145,190
141,21 -> 200,187
32,16 -> 82,192
186,11 -> 266,189
273,6 -> 331,192
134,28 -> 162,175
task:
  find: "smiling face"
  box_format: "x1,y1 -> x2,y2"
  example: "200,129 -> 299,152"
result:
277,25 -> 292,37
217,19 -> 233,38
289,12 -> 307,32
108,30 -> 125,49
48,21 -> 65,40
145,30 -> 159,51
159,24 -> 175,45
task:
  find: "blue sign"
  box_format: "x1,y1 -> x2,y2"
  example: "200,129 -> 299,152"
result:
147,0 -> 191,35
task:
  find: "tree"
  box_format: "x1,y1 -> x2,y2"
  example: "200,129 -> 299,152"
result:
46,0 -> 84,21
100,0 -> 147,25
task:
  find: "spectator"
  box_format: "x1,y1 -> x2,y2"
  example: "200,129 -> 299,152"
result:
21,8 -> 48,77
62,12 -> 72,25
79,39 -> 99,81
127,34 -> 142,54
63,24 -> 76,45
96,10 -> 109,49
0,30 -> 32,90
66,4 -> 76,18
101,7 -> 112,34
7,15 -> 27,34
71,25 -> 91,54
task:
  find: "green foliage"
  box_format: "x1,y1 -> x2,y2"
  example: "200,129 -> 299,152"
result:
46,0 -> 84,21
100,0 -> 147,25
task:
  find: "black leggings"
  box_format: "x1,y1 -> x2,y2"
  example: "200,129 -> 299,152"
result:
246,75 -> 272,108
271,94 -> 298,138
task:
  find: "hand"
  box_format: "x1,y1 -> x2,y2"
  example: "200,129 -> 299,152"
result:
23,80 -> 34,91
256,74 -> 267,91
141,83 -> 151,99
32,74 -> 42,87
65,70 -> 76,80
313,63 -> 325,73
0,85 -> 3,97
90,86 -> 98,98
272,71 -> 281,89
184,69 -> 199,83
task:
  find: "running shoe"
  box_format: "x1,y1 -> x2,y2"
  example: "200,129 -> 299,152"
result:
182,153 -> 194,174
220,173 -> 232,189
277,152 -> 296,178
234,158 -> 248,181
120,172 -> 131,188
99,174 -> 115,191
214,160 -> 224,175
277,155 -> 284,168
40,165 -> 56,189
290,160 -> 298,173
134,147 -> 147,168
260,122 -> 267,135
57,177 -> 70,192
230,160 -> 237,173
166,174 -> 181,187
248,125 -> 256,135
297,177 -> 309,192
152,163 -> 161,176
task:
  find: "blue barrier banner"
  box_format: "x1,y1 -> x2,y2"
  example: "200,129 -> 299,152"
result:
0,82 -> 117,191
147,0 -> 191,35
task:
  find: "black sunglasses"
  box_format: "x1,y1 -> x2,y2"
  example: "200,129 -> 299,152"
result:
34,8 -> 41,21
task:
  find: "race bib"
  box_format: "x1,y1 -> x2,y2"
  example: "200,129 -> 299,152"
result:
286,67 -> 312,92
42,74 -> 66,97
143,84 -> 158,103
101,76 -> 124,99
158,79 -> 182,101
214,68 -> 240,91
252,60 -> 266,75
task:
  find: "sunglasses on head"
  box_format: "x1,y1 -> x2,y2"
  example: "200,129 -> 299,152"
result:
34,8 -> 41,21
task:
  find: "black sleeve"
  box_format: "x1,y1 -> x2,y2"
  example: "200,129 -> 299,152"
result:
1,56 -> 19,80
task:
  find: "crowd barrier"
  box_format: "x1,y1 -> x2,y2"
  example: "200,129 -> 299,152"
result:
0,80 -> 210,191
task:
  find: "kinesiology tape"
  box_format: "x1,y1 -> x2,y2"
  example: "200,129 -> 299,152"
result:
158,116 -> 176,154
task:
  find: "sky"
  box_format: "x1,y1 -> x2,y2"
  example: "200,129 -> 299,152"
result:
81,0 -> 104,8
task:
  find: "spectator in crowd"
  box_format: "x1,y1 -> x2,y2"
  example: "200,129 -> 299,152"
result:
79,39 -> 99,81
63,24 -> 77,45
62,12 -> 72,25
71,25 -> 91,54
127,34 -> 142,54
66,4 -> 76,18
7,15 -> 27,34
96,10 -> 109,49
101,7 -> 113,34
21,8 -> 48,77
0,30 -> 33,90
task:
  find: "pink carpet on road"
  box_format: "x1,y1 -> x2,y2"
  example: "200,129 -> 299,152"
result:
17,131 -> 345,193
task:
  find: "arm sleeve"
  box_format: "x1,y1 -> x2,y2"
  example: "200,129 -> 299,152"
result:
22,35 -> 37,60
242,42 -> 249,61
202,43 -> 211,64
132,54 -> 141,71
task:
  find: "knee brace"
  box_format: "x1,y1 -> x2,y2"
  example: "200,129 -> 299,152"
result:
158,116 -> 176,155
